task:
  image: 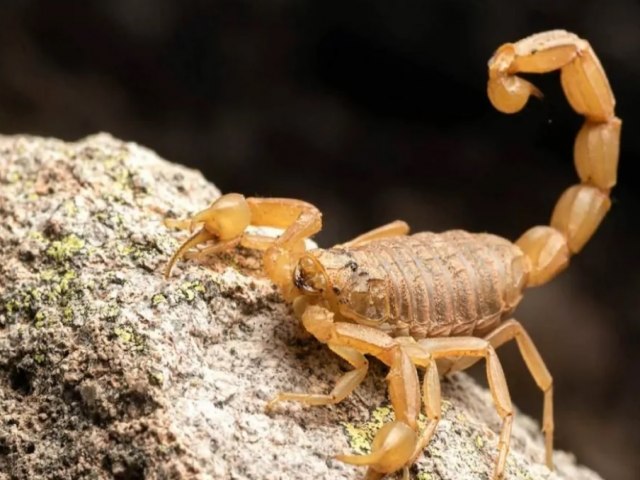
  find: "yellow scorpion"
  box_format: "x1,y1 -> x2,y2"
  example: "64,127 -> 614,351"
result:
165,30 -> 620,480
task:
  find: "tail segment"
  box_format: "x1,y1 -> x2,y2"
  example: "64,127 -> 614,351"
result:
488,30 -> 621,287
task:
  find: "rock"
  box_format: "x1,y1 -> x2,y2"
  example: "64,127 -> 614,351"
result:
0,133 -> 603,480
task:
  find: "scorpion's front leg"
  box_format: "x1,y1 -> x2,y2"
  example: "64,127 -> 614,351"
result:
271,305 -> 422,479
266,343 -> 369,408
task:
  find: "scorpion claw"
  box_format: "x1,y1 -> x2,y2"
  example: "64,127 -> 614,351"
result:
336,421 -> 417,475
191,193 -> 252,240
164,193 -> 252,277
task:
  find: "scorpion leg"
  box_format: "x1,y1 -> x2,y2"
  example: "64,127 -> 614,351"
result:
443,320 -> 554,469
394,337 -> 442,467
266,344 -> 369,408
283,305 -> 422,478
412,337 -> 514,480
339,220 -> 410,248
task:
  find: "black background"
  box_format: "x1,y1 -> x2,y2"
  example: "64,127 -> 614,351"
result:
1,2 -> 638,479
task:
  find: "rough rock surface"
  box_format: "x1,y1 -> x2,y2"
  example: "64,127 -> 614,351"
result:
0,134 -> 604,480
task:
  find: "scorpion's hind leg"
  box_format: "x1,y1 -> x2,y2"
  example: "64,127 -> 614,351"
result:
442,320 -> 554,469
413,337 -> 514,480
485,320 -> 554,469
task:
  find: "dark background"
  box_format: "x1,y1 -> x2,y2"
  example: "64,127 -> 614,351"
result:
0,1 -> 638,479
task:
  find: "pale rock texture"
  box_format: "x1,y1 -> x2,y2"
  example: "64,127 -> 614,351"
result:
0,134 -> 604,480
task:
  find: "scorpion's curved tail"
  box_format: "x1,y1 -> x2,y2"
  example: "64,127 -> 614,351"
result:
488,30 -> 621,287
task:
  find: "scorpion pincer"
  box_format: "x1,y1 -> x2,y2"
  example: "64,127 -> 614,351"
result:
164,30 -> 620,480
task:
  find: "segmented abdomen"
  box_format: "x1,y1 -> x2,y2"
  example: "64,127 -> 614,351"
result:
348,230 -> 528,338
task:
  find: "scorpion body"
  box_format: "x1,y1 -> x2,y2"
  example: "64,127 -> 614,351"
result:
165,30 -> 620,480
312,231 -> 526,339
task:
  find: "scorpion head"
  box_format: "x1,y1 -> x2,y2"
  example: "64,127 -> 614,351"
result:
289,249 -> 390,326
276,249 -> 346,313
294,254 -> 329,295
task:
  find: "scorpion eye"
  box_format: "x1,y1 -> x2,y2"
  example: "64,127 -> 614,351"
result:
294,255 -> 328,294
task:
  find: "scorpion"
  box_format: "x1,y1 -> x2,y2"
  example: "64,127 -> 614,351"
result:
164,30 -> 620,480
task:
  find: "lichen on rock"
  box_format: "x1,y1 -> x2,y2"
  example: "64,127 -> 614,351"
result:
0,134 -> 604,479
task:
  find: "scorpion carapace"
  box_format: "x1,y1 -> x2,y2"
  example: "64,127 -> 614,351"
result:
164,30 -> 620,480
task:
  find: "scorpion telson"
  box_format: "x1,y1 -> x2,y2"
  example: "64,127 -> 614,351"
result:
165,30 -> 620,480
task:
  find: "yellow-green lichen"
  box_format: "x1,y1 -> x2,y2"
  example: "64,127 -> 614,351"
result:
416,472 -> 433,480
152,294 -> 167,306
63,200 -> 78,216
28,230 -> 46,242
113,325 -> 145,351
34,311 -> 46,328
117,243 -> 136,256
57,270 -> 77,293
342,404 -> 442,458
117,241 -> 152,261
40,269 -> 56,281
342,405 -> 394,455
100,303 -> 121,321
6,171 -> 21,183
62,305 -> 74,323
33,353 -> 46,364
4,299 -> 20,315
42,270 -> 78,303
114,326 -> 133,343
179,281 -> 205,302
46,234 -> 85,262
1,268 -> 89,327
2,286 -> 42,317
95,211 -> 125,229
148,370 -> 164,386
